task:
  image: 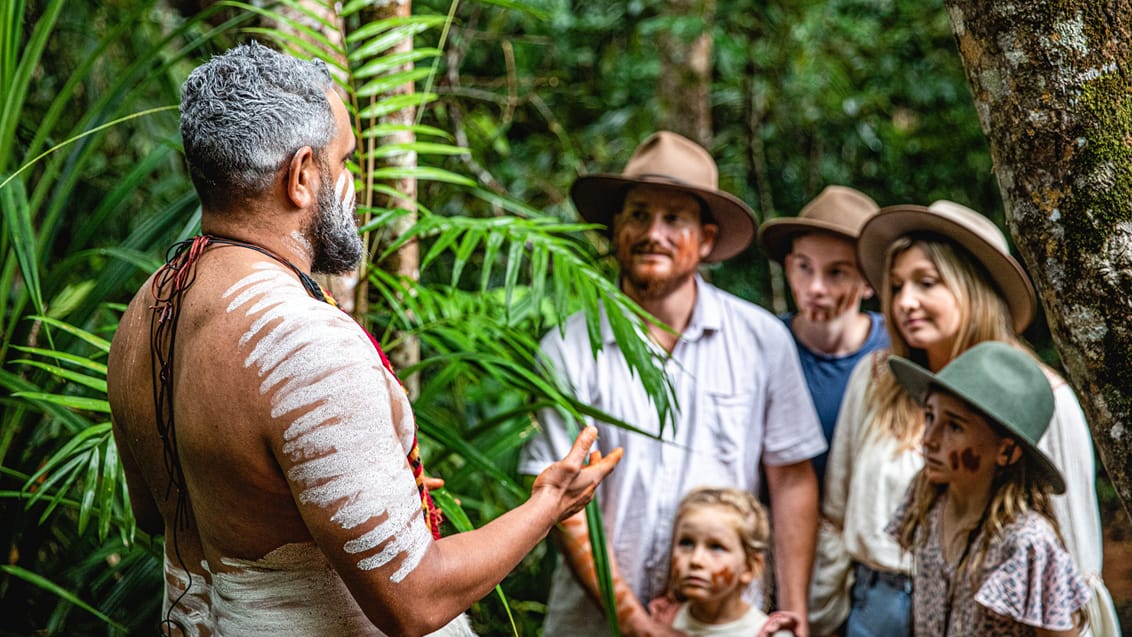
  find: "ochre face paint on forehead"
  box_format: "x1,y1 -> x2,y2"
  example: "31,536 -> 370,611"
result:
223,263 -> 430,583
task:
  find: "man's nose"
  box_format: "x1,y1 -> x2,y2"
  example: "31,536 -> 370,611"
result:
808,273 -> 827,294
643,213 -> 667,239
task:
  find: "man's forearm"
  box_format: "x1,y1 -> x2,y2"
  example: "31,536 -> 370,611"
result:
554,513 -> 685,636
767,461 -> 820,635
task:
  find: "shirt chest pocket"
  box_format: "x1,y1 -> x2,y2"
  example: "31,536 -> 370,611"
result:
702,391 -> 755,466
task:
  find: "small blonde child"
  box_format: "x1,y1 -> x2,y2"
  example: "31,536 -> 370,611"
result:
649,487 -> 798,636
888,342 -> 1090,636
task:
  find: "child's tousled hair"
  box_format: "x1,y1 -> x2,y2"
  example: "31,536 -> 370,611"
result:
675,486 -> 770,567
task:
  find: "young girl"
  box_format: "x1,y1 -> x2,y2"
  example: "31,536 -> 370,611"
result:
887,341 -> 1090,636
650,487 -> 798,637
809,200 -> 1118,636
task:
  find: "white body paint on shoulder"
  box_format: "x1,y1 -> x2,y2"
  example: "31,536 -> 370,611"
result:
222,263 -> 430,582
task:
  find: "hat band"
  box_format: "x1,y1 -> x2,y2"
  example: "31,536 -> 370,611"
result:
629,173 -> 699,188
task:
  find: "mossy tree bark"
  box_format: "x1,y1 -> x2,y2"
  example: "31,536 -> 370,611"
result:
944,1 -> 1132,518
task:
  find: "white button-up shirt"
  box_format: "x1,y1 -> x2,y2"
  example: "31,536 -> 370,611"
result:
519,276 -> 825,635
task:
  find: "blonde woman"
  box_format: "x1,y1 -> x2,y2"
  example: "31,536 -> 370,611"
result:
808,201 -> 1119,636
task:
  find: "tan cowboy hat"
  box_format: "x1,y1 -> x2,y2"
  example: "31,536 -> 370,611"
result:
570,131 -> 756,262
757,185 -> 880,264
857,200 -> 1036,333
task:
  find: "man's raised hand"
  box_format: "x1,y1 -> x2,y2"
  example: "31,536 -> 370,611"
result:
532,426 -> 623,522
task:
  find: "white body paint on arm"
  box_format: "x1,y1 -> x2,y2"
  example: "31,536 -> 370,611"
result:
223,263 -> 431,582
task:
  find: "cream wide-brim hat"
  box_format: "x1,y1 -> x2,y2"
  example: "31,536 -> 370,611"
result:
857,200 -> 1036,333
758,185 -> 880,264
570,131 -> 756,263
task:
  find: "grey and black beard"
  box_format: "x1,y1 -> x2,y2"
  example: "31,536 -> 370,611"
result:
308,173 -> 364,275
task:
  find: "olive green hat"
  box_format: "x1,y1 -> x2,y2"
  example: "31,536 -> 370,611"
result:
888,341 -> 1064,494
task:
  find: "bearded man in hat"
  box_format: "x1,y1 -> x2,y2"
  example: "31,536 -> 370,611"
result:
757,186 -> 889,487
519,132 -> 826,636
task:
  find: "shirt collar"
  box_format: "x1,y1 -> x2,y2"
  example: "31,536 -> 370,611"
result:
600,273 -> 721,345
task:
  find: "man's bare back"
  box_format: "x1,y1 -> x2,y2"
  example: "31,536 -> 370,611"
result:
109,43 -> 620,636
111,247 -> 432,634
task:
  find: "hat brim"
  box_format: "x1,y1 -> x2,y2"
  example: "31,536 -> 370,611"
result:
857,205 -> 1036,333
889,356 -> 1065,494
758,218 -> 857,265
570,174 -> 756,263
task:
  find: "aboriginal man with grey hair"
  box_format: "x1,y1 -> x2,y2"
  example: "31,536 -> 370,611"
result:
108,41 -> 621,637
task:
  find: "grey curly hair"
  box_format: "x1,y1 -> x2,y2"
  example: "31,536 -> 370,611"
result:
180,41 -> 336,211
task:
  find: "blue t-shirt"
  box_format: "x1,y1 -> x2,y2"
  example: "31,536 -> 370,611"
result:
781,311 -> 889,485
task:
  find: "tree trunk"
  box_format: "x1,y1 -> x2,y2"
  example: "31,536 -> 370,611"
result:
657,0 -> 715,147
358,0 -> 421,397
944,1 -> 1132,518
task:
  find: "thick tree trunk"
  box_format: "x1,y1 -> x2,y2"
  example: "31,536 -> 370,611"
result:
657,0 -> 715,147
359,0 -> 421,397
944,1 -> 1132,518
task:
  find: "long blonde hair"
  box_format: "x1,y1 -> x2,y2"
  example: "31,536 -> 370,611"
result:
865,234 -> 1017,448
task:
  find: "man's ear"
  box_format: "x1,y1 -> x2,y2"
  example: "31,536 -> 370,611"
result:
861,283 -> 875,300
285,146 -> 317,209
997,438 -> 1023,467
698,223 -> 719,260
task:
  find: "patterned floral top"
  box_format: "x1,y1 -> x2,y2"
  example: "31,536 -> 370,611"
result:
891,497 -> 1089,636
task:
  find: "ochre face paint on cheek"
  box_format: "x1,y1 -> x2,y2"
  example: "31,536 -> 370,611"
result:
949,451 -> 961,471
711,566 -> 735,590
960,447 -> 981,472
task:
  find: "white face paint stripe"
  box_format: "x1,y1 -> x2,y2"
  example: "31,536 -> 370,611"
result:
223,264 -> 430,582
336,172 -> 356,213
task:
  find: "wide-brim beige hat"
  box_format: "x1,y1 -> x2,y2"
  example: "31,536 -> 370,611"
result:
857,200 -> 1036,333
570,131 -> 756,263
758,185 -> 880,264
